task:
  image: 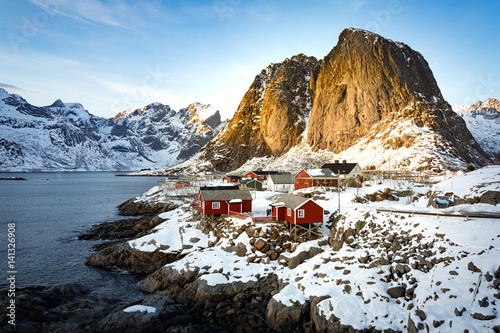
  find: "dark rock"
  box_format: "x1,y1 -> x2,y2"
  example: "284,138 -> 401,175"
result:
254,239 -> 267,252
479,191 -> 500,205
387,285 -> 405,298
433,319 -> 444,328
117,198 -> 178,216
78,216 -> 164,241
495,265 -> 500,279
86,242 -> 185,274
468,261 -> 480,272
288,247 -> 323,269
407,314 -> 418,333
449,270 -> 459,276
486,272 -> 494,282
415,309 -> 426,321
478,297 -> 490,308
266,297 -> 310,332
472,312 -> 496,320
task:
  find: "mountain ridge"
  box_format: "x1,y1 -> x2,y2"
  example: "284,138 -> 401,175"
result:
0,88 -> 223,171
454,98 -> 500,159
169,28 -> 490,175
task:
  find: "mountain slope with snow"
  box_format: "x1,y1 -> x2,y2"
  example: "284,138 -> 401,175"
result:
0,88 -> 223,171
166,28 -> 489,175
454,98 -> 500,159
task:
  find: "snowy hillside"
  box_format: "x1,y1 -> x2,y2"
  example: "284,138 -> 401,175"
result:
116,166 -> 500,332
0,88 -> 223,171
454,99 -> 500,159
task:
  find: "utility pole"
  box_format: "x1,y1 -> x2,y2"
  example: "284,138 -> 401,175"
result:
337,178 -> 341,212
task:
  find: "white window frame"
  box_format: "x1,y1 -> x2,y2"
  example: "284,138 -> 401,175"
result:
287,208 -> 291,216
212,202 -> 220,209
297,209 -> 305,218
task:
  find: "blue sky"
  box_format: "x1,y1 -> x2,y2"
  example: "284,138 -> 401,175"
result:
1,0 -> 499,119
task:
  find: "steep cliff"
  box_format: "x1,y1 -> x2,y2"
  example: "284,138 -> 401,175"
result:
306,28 -> 488,168
193,54 -> 322,171
171,28 -> 489,174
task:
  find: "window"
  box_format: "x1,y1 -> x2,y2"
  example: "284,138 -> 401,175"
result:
298,209 -> 305,218
212,202 -> 220,209
287,208 -> 291,216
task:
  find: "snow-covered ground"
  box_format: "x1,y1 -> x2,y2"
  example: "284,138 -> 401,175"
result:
128,166 -> 500,331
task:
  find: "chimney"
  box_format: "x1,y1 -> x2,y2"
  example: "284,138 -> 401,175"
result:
343,160 -> 347,164
334,160 -> 339,164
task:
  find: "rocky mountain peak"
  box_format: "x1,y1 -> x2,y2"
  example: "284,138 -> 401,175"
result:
468,98 -> 500,112
186,102 -> 221,134
172,28 -> 489,174
191,53 -> 322,171
50,99 -> 65,108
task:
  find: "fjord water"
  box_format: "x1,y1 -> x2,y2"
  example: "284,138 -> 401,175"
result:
0,172 -> 161,300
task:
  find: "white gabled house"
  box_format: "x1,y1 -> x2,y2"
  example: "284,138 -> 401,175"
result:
267,173 -> 295,193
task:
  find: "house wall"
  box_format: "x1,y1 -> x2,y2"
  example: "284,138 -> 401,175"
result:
228,202 -> 242,213
242,200 -> 252,213
223,177 -> 240,183
245,172 -> 267,181
272,206 -> 286,221
294,200 -> 323,224
202,200 -> 228,214
295,170 -> 312,190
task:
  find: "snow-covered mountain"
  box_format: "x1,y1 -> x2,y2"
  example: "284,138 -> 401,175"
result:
167,28 -> 490,175
0,88 -> 223,171
454,98 -> 500,159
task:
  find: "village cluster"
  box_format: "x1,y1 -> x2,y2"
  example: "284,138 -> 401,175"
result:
172,160 -> 364,239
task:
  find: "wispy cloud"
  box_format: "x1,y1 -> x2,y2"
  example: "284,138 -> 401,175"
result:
0,83 -> 40,95
29,0 -> 173,28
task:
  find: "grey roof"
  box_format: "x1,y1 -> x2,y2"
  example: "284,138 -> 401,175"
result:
303,168 -> 337,178
201,189 -> 252,201
241,179 -> 262,185
269,174 -> 294,184
272,194 -> 309,210
249,170 -> 280,175
200,185 -> 239,191
322,162 -> 358,175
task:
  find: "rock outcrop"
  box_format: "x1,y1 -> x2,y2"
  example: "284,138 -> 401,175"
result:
0,283 -> 225,333
185,54 -> 322,172
306,28 -> 488,167
172,28 -> 489,174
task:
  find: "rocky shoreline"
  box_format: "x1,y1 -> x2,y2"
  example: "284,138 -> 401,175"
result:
0,196 -> 227,333
0,283 -> 226,333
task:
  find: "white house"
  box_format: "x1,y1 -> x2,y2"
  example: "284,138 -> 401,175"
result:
267,174 -> 295,193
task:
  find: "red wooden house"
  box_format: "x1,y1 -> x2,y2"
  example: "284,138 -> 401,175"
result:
270,194 -> 323,225
245,171 -> 279,181
175,181 -> 190,189
223,175 -> 242,184
199,187 -> 252,215
294,169 -> 338,190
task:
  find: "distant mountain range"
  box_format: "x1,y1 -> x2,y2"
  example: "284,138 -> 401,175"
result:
1,28 -> 497,174
454,98 -> 500,159
0,88 -> 223,171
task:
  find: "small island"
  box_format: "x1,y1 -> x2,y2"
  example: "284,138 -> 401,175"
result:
0,177 -> 27,180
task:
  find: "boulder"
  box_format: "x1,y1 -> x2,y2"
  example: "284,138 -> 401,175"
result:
266,297 -> 310,332
387,285 -> 405,298
288,247 -> 323,269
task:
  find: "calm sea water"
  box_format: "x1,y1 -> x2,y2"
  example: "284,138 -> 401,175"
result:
0,172 -> 162,300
